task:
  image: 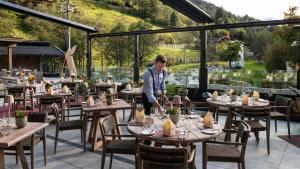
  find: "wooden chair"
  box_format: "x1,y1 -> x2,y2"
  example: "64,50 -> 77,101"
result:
61,81 -> 78,103
202,121 -> 251,169
7,86 -> 25,110
242,107 -> 271,154
270,95 -> 292,138
137,143 -> 196,169
51,103 -> 86,154
99,115 -> 138,169
5,112 -> 48,169
0,83 -> 6,107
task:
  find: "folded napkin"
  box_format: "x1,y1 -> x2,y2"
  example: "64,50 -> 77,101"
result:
48,87 -> 54,95
106,79 -> 112,85
126,83 -> 132,91
228,89 -> 234,95
253,91 -> 259,101
242,94 -> 249,105
63,85 -> 69,93
211,91 -> 218,101
135,109 -> 145,123
203,111 -> 214,128
87,96 -> 95,107
163,118 -> 175,137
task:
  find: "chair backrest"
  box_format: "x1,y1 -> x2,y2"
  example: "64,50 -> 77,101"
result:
235,121 -> 251,158
50,103 -> 62,124
242,107 -> 270,118
39,95 -> 64,112
61,82 -> 77,95
27,111 -> 48,123
275,95 -> 291,106
137,143 -> 189,169
99,115 -> 116,137
7,87 -> 25,97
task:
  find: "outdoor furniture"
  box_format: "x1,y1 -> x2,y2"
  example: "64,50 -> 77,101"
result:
5,112 -> 48,169
7,86 -> 25,110
61,81 -> 78,103
0,122 -> 49,169
99,115 -> 138,169
202,121 -> 251,169
82,99 -> 132,150
127,99 -> 137,123
0,84 -> 6,107
137,143 -> 196,169
242,107 -> 271,154
127,115 -> 222,146
51,103 -> 86,154
270,95 -> 292,138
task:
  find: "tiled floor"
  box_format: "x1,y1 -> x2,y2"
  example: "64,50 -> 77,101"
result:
2,103 -> 300,169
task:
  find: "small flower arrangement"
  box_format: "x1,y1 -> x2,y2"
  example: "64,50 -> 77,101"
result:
28,75 -> 35,83
70,73 -> 76,82
15,110 -> 28,128
138,80 -> 144,88
166,107 -> 178,115
15,110 -> 28,118
19,72 -> 25,78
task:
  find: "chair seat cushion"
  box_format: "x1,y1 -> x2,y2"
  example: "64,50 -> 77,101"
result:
106,139 -> 136,154
206,144 -> 241,162
59,120 -> 83,130
245,120 -> 265,131
270,111 -> 285,117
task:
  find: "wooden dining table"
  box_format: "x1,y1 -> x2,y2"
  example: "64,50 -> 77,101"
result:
127,115 -> 222,146
82,99 -> 132,150
207,96 -> 269,140
0,122 -> 48,169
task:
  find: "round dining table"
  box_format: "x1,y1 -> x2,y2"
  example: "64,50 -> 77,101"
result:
127,115 -> 222,145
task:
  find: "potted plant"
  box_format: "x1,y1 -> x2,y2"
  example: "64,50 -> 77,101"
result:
28,75 -> 35,84
44,81 -> 52,91
15,110 -> 28,128
166,107 -> 180,124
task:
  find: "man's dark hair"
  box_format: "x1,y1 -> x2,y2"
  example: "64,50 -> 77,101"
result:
155,55 -> 167,63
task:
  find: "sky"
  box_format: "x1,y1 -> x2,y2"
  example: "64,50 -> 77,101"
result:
204,0 -> 300,20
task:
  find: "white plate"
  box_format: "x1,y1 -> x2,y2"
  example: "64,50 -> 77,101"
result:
189,115 -> 199,119
202,128 -> 219,134
141,129 -> 155,136
114,99 -> 121,101
81,102 -> 87,104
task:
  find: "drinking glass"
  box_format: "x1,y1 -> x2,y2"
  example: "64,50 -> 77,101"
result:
144,115 -> 153,129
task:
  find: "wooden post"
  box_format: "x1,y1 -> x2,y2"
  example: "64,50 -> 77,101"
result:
8,44 -> 16,70
134,35 -> 140,83
199,30 -> 208,93
87,34 -> 92,79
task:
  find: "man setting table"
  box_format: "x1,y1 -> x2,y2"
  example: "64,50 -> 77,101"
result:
142,55 -> 168,115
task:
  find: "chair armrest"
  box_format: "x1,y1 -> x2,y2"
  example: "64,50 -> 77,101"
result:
103,134 -> 136,138
269,101 -> 275,106
270,106 -> 290,109
187,145 -> 196,163
116,123 -> 129,127
204,140 -> 243,146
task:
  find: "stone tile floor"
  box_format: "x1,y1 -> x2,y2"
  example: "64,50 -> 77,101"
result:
2,108 -> 300,169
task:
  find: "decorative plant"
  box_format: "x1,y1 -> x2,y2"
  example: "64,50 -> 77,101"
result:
28,75 -> 35,82
166,107 -> 178,115
15,110 -> 27,118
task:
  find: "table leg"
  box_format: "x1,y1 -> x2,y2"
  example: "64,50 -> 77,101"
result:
0,148 -> 5,169
16,140 -> 29,169
91,113 -> 103,151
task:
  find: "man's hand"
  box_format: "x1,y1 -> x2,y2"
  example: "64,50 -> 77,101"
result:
157,105 -> 164,115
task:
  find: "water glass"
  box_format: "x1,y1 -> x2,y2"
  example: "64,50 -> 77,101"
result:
144,116 -> 153,129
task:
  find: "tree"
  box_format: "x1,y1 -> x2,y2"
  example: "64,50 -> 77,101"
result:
264,37 -> 288,72
105,22 -> 130,66
128,21 -> 157,66
219,41 -> 241,69
250,30 -> 272,58
170,11 -> 178,27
